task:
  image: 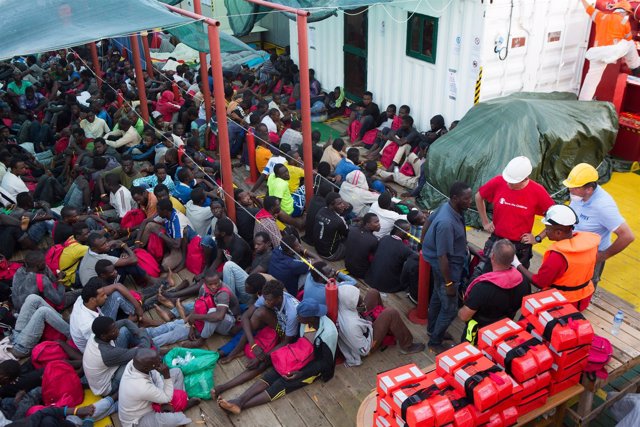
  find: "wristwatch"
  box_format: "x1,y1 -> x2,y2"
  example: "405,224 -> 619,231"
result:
534,235 -> 542,243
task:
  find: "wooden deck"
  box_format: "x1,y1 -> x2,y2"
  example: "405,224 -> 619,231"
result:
22,118 -> 638,426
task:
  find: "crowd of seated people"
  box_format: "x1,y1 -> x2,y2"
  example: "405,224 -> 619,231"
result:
0,35 -> 464,426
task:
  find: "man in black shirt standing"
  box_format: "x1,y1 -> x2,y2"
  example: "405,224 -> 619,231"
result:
366,219 -> 414,293
312,192 -> 349,261
345,213 -> 380,279
458,239 -> 529,345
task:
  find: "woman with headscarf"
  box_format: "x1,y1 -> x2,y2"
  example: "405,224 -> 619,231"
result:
339,170 -> 379,217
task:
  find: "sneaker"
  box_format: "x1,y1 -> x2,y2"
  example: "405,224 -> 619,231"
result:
399,343 -> 426,355
426,331 -> 455,342
428,342 -> 455,354
407,292 -> 418,305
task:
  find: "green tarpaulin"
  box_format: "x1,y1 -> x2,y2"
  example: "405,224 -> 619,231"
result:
418,92 -> 618,223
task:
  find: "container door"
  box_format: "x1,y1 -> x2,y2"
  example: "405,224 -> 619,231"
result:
344,7 -> 368,100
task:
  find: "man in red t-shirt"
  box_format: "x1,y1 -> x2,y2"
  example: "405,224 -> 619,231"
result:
475,156 -> 554,270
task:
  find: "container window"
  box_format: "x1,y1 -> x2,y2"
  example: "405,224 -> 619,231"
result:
406,13 -> 438,64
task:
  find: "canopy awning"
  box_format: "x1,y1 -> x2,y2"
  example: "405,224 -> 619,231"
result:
0,0 -> 195,60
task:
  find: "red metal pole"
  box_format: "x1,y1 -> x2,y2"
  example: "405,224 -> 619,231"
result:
408,252 -> 431,325
89,42 -> 102,90
296,14 -> 314,206
244,129 -> 258,184
193,0 -> 213,123
140,32 -> 154,79
129,35 -> 150,123
208,24 -> 236,222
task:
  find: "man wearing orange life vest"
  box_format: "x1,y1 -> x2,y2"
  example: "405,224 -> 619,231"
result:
513,205 -> 600,311
579,0 -> 640,101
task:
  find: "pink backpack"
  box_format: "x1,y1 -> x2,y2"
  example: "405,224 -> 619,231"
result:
271,337 -> 315,376
31,341 -> 68,369
584,335 -> 612,380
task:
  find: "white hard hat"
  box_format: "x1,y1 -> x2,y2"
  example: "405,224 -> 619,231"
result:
542,205 -> 578,227
502,156 -> 533,184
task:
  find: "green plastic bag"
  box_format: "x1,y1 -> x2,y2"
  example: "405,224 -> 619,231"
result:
163,347 -> 220,400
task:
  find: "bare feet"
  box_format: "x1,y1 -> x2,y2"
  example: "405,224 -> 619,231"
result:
154,304 -> 173,323
218,398 -> 242,415
157,291 -> 175,309
175,298 -> 187,320
210,388 -> 218,401
20,216 -> 29,232
185,397 -> 201,410
219,351 -> 242,365
165,268 -> 175,289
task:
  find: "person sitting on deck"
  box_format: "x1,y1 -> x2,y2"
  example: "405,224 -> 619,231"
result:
303,261 -> 356,305
312,192 -> 349,261
132,163 -> 175,192
77,232 -> 143,287
319,137 -> 345,172
218,299 -> 337,415
206,217 -> 252,275
222,231 -> 273,304
135,198 -> 193,272
269,235 -> 319,296
11,250 -> 69,312
458,239 -> 529,345
212,279 -> 300,398
368,192 -> 407,239
254,195 -> 283,249
344,213 -> 380,279
514,204 -> 600,311
337,286 -> 425,367
333,147 -> 360,183
118,348 -> 199,427
366,219 -> 415,293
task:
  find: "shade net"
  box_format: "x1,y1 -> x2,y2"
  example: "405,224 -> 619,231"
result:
224,0 -> 390,36
0,0 -> 195,60
417,92 -> 618,224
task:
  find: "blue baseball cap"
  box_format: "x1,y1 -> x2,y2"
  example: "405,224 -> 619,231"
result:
296,300 -> 327,318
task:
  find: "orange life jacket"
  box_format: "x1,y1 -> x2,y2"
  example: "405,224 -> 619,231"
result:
543,232 -> 600,302
587,5 -> 633,47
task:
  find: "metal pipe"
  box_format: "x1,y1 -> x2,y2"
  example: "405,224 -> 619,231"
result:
141,32 -> 155,79
208,24 -> 236,222
89,42 -> 102,90
408,253 -> 430,324
296,14 -> 315,206
193,0 -> 213,122
244,0 -> 312,204
245,129 -> 258,184
164,4 -> 220,26
129,35 -> 150,122
245,0 -> 310,15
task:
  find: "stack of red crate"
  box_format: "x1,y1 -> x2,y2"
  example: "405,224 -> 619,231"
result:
520,290 -> 594,395
477,318 -> 554,415
435,343 -> 519,426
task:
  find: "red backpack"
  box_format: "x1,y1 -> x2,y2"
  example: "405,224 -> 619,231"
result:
134,248 -> 161,278
41,360 -> 83,407
185,236 -> 206,275
31,341 -> 68,369
44,239 -> 74,273
193,287 -> 232,333
121,208 -> 146,229
36,274 -> 64,311
584,335 -> 612,381
147,232 -> 165,260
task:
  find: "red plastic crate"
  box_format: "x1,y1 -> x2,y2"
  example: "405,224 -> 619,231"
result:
377,364 -> 426,397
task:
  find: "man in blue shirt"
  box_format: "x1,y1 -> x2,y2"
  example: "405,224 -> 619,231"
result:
564,163 -> 635,286
422,181 -> 472,353
268,234 -> 319,296
303,261 -> 356,304
334,148 -> 360,183
172,167 -> 194,205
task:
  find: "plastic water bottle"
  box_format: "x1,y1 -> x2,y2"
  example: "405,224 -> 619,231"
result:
611,310 -> 624,336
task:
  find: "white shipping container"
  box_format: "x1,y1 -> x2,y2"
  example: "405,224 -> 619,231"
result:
289,0 -> 591,130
